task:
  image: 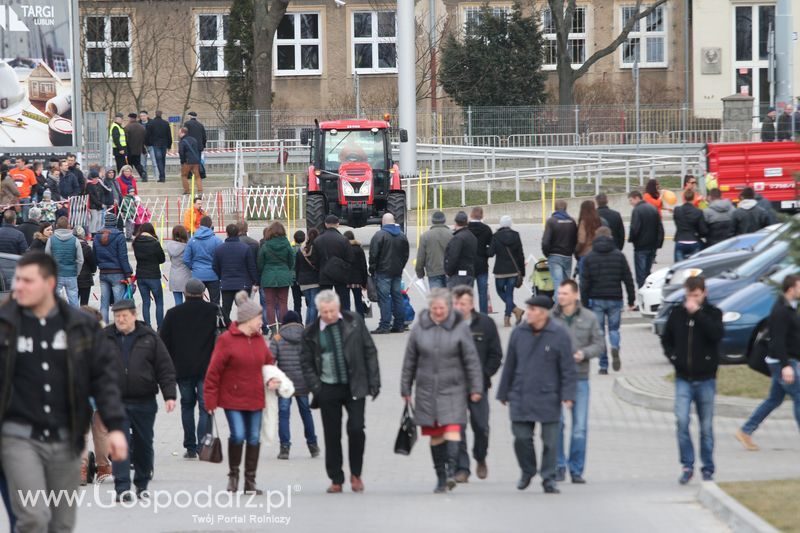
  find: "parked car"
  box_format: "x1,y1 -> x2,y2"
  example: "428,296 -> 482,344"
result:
637,227 -> 780,316
0,252 -> 19,299
661,222 -> 789,300
653,239 -> 793,336
717,264 -> 799,364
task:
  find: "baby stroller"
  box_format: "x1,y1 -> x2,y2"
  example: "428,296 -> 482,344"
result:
530,258 -> 554,299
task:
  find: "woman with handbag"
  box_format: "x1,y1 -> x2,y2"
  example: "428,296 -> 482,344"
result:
258,222 -> 295,333
488,215 -> 525,327
295,228 -> 320,323
400,288 -> 484,493
204,291 -> 278,494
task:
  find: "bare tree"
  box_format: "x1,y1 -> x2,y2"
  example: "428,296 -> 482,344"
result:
549,0 -> 668,106
252,0 -> 290,112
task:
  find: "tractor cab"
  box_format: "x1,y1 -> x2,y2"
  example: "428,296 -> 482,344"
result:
302,119 -> 408,231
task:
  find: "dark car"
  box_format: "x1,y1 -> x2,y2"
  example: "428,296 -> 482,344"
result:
661,223 -> 789,300
717,264 -> 799,364
653,239 -> 793,337
0,252 -> 19,298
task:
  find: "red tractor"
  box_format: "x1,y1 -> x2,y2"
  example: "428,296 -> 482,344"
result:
301,118 -> 408,231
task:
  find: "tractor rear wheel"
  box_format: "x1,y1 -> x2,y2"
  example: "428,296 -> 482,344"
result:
306,192 -> 326,231
387,190 -> 407,232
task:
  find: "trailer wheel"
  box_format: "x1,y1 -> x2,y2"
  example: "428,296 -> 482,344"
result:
387,190 -> 407,232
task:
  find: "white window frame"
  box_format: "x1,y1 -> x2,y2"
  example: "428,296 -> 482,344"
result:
273,12 -> 323,76
462,5 -> 511,37
619,4 -> 668,69
195,13 -> 229,77
83,15 -> 132,78
351,11 -> 397,74
541,6 -> 587,71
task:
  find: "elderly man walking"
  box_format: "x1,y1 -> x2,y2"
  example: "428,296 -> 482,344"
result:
496,295 -> 576,494
415,211 -> 451,289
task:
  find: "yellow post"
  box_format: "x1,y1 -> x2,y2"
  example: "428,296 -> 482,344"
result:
541,180 -> 546,229
551,179 -> 556,213
416,173 -> 421,250
293,174 -> 297,236
285,174 -> 291,239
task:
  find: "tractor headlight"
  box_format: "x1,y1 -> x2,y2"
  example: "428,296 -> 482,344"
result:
360,180 -> 371,196
341,181 -> 355,195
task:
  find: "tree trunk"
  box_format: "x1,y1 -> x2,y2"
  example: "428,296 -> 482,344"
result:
557,65 -> 574,108
252,0 -> 289,122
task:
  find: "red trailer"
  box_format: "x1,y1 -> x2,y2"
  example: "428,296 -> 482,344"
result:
706,142 -> 800,211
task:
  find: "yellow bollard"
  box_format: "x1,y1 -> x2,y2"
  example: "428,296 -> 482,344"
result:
541,180 -> 546,229
285,174 -> 290,238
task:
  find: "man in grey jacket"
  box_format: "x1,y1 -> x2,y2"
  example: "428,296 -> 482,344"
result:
551,280 -> 605,484
415,211 -> 451,289
496,295 -> 577,494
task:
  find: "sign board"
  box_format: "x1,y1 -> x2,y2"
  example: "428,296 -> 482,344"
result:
169,116 -> 182,124
0,0 -> 81,154
764,167 -> 783,177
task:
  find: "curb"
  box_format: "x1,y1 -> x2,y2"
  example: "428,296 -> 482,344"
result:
697,482 -> 779,533
612,377 -> 794,419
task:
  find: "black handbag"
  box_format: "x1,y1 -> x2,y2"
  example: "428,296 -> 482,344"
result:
747,330 -> 772,377
366,275 -> 378,302
394,403 -> 418,456
504,245 -> 524,289
198,414 -> 223,463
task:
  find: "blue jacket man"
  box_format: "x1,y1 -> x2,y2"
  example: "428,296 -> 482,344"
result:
184,216 -> 222,305
93,212 -> 133,322
368,213 -> 409,334
213,224 -> 258,321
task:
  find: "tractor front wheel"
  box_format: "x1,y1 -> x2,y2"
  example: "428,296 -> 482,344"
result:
387,190 -> 407,232
306,192 -> 326,232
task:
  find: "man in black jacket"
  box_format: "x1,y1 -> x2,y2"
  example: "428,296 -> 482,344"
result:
0,209 -> 29,255
541,200 -> 578,294
445,211 -> 478,288
660,276 -> 723,484
368,213 -> 409,334
581,227 -> 635,374
673,190 -> 707,261
107,299 -> 177,500
314,215 -> 353,309
468,207 -> 493,313
736,274 -> 800,451
732,187 -> 771,236
0,253 -> 127,532
452,285 -> 502,482
183,111 -> 207,180
703,189 -> 735,246
124,113 -> 148,181
178,128 -> 202,196
628,190 -> 664,288
17,206 -> 41,247
300,290 -> 380,494
595,193 -> 625,250
146,110 -> 173,183
159,279 -> 219,459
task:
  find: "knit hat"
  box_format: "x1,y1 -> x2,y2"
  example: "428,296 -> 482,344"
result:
281,310 -> 302,325
454,211 -> 468,225
105,212 -> 117,226
499,215 -> 512,228
74,226 -> 85,239
27,207 -> 42,221
431,211 -> 445,224
42,190 -> 51,199
184,278 -> 205,297
235,291 -> 262,324
88,169 -> 99,179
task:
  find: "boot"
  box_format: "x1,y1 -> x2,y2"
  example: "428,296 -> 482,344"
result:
277,445 -> 290,460
445,440 -> 460,491
503,316 -> 511,328
227,441 -> 243,492
430,443 -> 448,494
512,307 -> 524,325
244,443 -> 263,495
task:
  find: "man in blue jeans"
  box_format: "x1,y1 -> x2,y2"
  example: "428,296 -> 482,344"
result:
736,274 -> 800,451
661,276 -> 723,484
580,227 -> 636,374
415,211 -> 452,290
628,190 -> 664,289
468,207 -> 493,314
368,213 -> 409,334
45,216 -> 84,307
159,279 -> 218,458
551,280 -> 605,484
541,200 -> 577,299
94,211 -> 134,322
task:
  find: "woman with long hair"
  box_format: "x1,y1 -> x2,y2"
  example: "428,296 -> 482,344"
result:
133,222 -> 166,328
295,228 -> 320,323
166,225 -> 192,305
575,200 -> 602,277
258,222 -> 295,332
643,179 -> 663,216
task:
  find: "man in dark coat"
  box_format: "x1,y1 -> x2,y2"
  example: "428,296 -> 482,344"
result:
452,285 -> 502,483
159,279 -> 219,459
313,215 -> 353,308
445,211 -> 478,288
124,114 -> 147,181
496,295 -> 576,494
368,213 -> 409,334
468,207 -> 493,313
18,206 -> 41,247
541,200 -> 578,293
57,160 -> 80,199
761,108 -> 776,142
178,128 -> 203,195
146,110 -> 173,183
628,190 -> 664,288
777,105 -> 794,141
183,112 -> 207,179
0,209 -> 28,255
213,224 -> 258,322
732,187 -> 771,236
595,193 -> 625,250
300,290 -> 380,494
673,190 -> 708,261
703,189 -> 735,246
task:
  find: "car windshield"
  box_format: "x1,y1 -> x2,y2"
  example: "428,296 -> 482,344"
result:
322,129 -> 387,171
696,234 -> 763,257
751,222 -> 790,253
732,241 -> 789,278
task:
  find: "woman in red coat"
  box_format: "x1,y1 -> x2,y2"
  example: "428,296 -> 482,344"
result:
205,291 -> 278,494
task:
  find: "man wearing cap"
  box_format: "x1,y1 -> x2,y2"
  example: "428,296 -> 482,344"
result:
125,113 -> 148,181
761,108 -> 776,142
416,211 -> 452,289
110,113 -> 128,172
445,211 -> 478,289
106,299 -> 177,500
313,215 -> 353,309
183,112 -> 207,180
496,295 -> 576,494
159,279 -> 219,459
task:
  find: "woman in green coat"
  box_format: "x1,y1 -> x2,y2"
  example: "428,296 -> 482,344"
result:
258,221 -> 295,329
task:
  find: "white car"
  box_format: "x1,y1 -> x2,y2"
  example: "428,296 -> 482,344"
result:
637,267 -> 669,316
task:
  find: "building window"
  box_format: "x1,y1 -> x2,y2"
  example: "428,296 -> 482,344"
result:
620,4 -> 667,68
196,13 -> 229,76
463,5 -> 510,37
275,13 -> 321,75
352,11 -> 396,74
84,15 -> 131,78
541,7 -> 586,70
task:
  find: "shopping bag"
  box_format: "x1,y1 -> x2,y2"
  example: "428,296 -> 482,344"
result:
394,403 -> 418,456
198,414 -> 223,463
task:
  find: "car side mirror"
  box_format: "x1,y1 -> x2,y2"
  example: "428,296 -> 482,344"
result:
399,129 -> 408,143
300,130 -> 309,146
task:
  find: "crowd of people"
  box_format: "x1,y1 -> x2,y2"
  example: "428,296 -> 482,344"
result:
0,166 -> 797,533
